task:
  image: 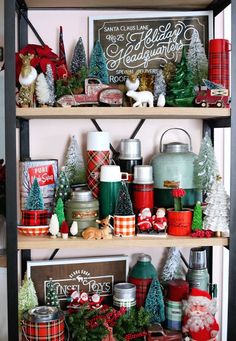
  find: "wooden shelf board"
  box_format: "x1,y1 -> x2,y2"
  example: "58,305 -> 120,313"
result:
18,234 -> 229,250
0,250 -> 7,268
16,107 -> 230,120
25,0 -> 213,10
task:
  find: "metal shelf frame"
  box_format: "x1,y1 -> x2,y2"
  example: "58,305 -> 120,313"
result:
4,0 -> 234,340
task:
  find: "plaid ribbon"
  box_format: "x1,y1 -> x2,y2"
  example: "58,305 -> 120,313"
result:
128,277 -> 152,308
114,215 -> 135,237
21,210 -> 48,226
87,150 -> 110,198
22,318 -> 64,340
209,52 -> 229,89
59,26 -> 67,67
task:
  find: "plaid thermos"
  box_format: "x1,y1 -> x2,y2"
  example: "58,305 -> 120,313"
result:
208,39 -> 231,90
87,132 -> 110,198
128,254 -> 157,308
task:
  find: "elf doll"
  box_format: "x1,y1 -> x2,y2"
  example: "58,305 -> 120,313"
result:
182,288 -> 219,341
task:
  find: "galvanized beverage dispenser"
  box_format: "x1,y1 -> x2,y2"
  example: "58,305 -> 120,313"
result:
151,128 -> 201,208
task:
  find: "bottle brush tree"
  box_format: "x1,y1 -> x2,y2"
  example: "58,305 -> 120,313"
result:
160,247 -> 184,284
18,274 -> 38,322
145,278 -> 165,324
46,278 -> 60,308
55,197 -> 65,227
25,177 -> 44,210
115,182 -> 134,216
45,63 -> 55,106
35,73 -> 50,106
55,166 -> 70,203
70,37 -> 87,75
89,40 -> 109,84
191,201 -> 203,231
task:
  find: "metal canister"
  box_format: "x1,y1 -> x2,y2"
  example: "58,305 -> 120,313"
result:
186,247 -> 210,291
65,187 -> 99,235
132,165 -> 154,213
22,306 -> 65,341
113,283 -> 136,311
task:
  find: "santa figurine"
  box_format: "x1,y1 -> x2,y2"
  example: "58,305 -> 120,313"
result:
67,289 -> 81,309
89,293 -> 104,310
182,288 -> 219,341
152,208 -> 167,232
137,208 -> 152,233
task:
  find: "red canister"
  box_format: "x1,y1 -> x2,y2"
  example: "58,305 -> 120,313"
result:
132,165 -> 154,214
208,39 -> 231,90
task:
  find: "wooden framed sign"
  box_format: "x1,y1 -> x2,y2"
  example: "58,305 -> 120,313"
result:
89,11 -> 213,84
27,255 -> 128,308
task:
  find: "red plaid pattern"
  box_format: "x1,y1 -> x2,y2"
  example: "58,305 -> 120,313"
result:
21,210 -> 49,226
114,215 -> 135,237
18,225 -> 49,236
87,150 -> 110,198
22,318 -> 65,340
128,277 -> 152,308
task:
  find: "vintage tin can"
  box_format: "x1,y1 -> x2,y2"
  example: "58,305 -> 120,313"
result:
65,187 -> 99,235
113,283 -> 136,311
22,306 -> 65,341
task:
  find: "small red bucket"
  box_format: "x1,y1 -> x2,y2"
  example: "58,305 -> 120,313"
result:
21,210 -> 49,226
22,306 -> 65,341
167,209 -> 192,236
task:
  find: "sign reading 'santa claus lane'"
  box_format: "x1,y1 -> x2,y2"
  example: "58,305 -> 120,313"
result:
89,12 -> 212,84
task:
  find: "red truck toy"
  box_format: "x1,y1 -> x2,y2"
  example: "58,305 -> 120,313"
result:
195,79 -> 230,108
57,77 -> 123,107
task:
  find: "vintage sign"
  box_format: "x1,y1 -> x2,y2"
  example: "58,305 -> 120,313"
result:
27,255 -> 128,308
89,11 -> 213,84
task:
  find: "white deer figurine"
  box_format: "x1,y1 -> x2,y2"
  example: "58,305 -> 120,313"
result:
18,53 -> 37,107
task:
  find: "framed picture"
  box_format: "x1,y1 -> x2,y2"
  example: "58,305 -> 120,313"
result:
27,255 -> 128,308
89,11 -> 213,84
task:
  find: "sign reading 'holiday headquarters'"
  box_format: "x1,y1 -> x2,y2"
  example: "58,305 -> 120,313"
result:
89,11 -> 212,84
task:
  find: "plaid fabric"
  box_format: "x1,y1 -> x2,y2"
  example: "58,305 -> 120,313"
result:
87,150 -> 110,198
18,226 -> 49,236
21,210 -> 48,226
22,318 -> 64,340
114,215 -> 135,237
209,51 -> 229,90
128,277 -> 152,308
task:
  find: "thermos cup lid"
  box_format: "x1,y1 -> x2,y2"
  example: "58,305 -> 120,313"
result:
119,139 -> 142,160
133,165 -> 153,184
100,165 -> 123,182
24,306 -> 61,322
189,247 -> 207,269
138,253 -> 152,262
71,187 -> 94,201
87,131 -> 110,151
114,283 -> 136,299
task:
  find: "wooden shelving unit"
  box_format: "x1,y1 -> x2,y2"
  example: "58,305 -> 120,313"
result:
16,107 -> 230,120
18,234 -> 229,250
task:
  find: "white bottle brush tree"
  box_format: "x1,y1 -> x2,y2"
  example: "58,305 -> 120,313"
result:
18,274 -> 38,322
64,135 -> 86,185
153,69 -> 166,103
35,73 -> 50,106
49,213 -> 60,238
203,176 -> 230,236
45,63 -> 55,106
160,247 -> 185,284
194,132 -> 219,195
186,30 -> 208,87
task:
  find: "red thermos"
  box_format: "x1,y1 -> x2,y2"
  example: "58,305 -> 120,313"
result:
208,38 -> 231,91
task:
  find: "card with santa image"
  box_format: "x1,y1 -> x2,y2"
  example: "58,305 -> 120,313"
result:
136,207 -> 167,237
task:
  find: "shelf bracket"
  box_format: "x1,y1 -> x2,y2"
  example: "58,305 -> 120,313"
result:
49,249 -> 60,260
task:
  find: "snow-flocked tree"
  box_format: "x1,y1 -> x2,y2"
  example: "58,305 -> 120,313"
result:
194,132 -> 219,194
191,201 -> 203,231
25,177 -> 44,210
115,182 -> 134,216
55,166 -> 70,203
153,69 -> 166,103
160,247 -> 185,283
203,176 -> 230,236
145,278 -> 165,324
64,136 -> 86,185
49,214 -> 60,237
36,73 -> 50,106
45,64 -> 55,106
70,37 -> 87,75
55,197 -> 65,228
70,221 -> 78,237
89,40 -> 109,84
187,30 -> 208,87
46,278 -> 60,308
18,275 -> 38,322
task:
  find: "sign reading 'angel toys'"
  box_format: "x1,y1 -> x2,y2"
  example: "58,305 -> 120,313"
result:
89,11 -> 212,84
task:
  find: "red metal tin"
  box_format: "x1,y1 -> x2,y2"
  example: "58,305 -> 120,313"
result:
132,183 -> 154,214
